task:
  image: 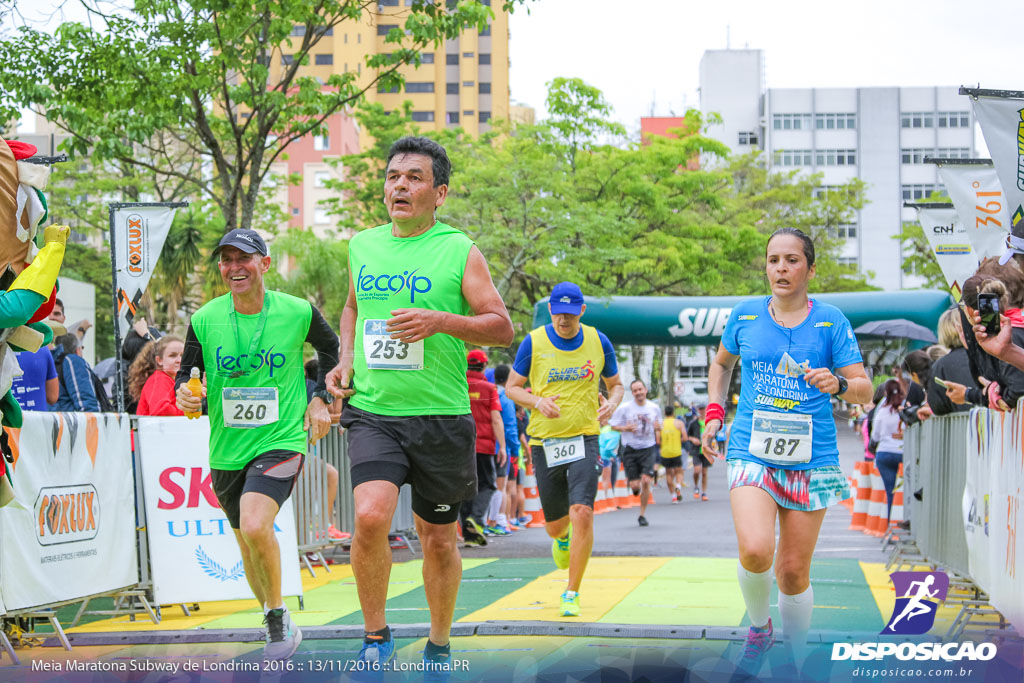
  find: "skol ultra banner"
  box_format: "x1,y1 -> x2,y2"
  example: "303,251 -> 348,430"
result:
0,412 -> 137,611
970,94 -> 1024,227
935,161 -> 1010,260
914,205 -> 978,300
111,204 -> 178,338
136,416 -> 303,605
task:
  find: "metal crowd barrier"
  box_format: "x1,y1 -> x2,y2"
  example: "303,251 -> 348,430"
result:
292,428 -> 415,573
900,413 -> 1020,640
903,413 -> 971,578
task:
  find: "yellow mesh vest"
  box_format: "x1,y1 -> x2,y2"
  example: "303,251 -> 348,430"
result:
660,418 -> 682,458
526,324 -> 604,444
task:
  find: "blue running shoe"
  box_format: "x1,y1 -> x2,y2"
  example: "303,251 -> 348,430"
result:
355,635 -> 396,681
422,641 -> 453,683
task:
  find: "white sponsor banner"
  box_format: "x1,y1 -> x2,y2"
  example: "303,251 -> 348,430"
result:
0,412 -> 137,611
112,205 -> 178,338
936,162 -> 1010,260
136,417 -> 303,605
914,205 -> 978,300
970,95 -> 1024,228
964,409 -> 1024,630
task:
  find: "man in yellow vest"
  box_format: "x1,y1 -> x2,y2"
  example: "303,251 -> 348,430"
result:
660,405 -> 687,502
506,282 -> 624,617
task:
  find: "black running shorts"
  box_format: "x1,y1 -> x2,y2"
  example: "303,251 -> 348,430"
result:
340,404 -> 477,521
530,434 -> 601,521
622,444 -> 659,480
211,450 -> 304,530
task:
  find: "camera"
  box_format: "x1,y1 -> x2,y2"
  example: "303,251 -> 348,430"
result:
900,403 -> 922,427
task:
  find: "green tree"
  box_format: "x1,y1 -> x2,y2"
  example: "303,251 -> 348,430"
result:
60,243 -> 117,359
897,193 -> 951,290
896,220 -> 946,289
0,0 -> 520,234
326,79 -> 873,351
265,229 -> 350,328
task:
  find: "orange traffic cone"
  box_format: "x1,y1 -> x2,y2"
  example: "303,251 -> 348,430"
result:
523,462 -> 546,528
849,461 -> 870,530
864,463 -> 887,537
840,466 -> 856,509
594,479 -> 609,514
614,462 -> 631,508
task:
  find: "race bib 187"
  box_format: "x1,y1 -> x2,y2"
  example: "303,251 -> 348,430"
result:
748,410 -> 812,464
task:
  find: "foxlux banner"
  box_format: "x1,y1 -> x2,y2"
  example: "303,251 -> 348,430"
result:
112,205 -> 178,338
970,95 -> 1024,227
0,412 -> 137,611
913,206 -> 978,301
136,416 -> 303,605
935,162 -> 1009,260
965,408 -> 1024,632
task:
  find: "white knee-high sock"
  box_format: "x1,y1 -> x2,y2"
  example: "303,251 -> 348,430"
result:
778,585 -> 813,646
737,562 -> 773,629
486,489 -> 504,525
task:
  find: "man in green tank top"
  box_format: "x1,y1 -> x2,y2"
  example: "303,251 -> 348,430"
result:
327,137 -> 513,676
175,229 -> 339,664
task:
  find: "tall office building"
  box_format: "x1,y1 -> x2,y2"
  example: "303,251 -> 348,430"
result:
696,49 -> 977,291
270,1 -> 510,140
266,1 -> 511,233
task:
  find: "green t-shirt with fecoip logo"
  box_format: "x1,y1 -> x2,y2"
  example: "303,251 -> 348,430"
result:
192,291 -> 312,469
349,221 -> 473,416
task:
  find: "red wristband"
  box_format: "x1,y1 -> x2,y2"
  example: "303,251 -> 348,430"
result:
706,403 -> 725,424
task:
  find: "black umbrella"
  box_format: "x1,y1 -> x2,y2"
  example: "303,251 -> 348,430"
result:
854,319 -> 937,343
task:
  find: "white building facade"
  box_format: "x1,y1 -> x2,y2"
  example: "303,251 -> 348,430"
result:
700,49 -> 977,290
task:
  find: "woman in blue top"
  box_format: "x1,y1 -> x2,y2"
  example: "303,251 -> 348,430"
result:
701,228 -> 872,671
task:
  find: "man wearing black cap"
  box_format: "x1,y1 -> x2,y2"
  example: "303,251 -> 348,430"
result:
505,281 -> 624,617
174,228 -> 339,663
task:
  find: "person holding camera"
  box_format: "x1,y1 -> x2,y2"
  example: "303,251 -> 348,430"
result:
870,379 -> 904,521
926,309 -> 979,416
945,265 -> 1024,411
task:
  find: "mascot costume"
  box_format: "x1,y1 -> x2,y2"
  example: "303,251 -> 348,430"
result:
0,136 -> 69,506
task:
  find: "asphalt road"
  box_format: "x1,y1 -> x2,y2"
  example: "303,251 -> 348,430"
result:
457,418 -> 889,563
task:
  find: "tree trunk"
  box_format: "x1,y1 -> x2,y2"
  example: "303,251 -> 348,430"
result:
649,346 -> 664,401
664,345 -> 679,405
630,345 -> 644,387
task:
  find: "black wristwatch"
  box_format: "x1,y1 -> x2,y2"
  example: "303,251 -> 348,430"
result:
832,374 -> 849,396
312,389 -> 334,405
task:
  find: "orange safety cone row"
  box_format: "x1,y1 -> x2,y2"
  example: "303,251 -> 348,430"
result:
522,462 -> 546,528
614,462 -> 632,508
864,463 -> 887,537
849,460 -> 870,531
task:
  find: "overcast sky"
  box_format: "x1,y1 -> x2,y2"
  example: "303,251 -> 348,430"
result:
508,0 -> 1022,133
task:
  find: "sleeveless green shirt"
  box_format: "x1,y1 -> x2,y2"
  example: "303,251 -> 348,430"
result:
349,221 -> 473,416
192,291 -> 312,468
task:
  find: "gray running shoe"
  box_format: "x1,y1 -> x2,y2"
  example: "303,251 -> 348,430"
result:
263,607 -> 302,661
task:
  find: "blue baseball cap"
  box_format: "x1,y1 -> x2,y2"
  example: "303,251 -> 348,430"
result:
549,281 -> 584,315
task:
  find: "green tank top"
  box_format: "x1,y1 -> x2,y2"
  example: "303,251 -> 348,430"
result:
349,221 -> 473,416
192,291 -> 312,469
